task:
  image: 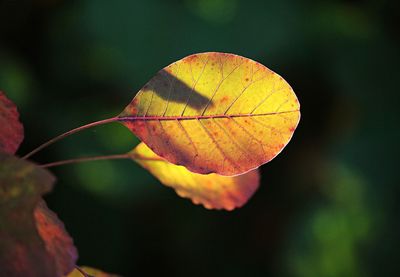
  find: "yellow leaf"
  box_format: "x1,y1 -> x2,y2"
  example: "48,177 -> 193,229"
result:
119,52 -> 300,176
66,266 -> 120,277
130,142 -> 260,211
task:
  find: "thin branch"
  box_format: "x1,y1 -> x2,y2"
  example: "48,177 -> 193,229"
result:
40,153 -> 129,168
22,117 -> 119,160
39,152 -> 165,168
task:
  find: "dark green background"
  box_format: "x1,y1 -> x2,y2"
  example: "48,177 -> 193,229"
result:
1,0 -> 399,276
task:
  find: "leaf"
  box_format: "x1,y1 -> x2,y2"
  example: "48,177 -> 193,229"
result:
0,153 -> 56,276
35,200 -> 78,276
119,52 -> 300,176
0,91 -> 24,154
0,153 -> 77,277
66,266 -> 120,277
130,142 -> 260,210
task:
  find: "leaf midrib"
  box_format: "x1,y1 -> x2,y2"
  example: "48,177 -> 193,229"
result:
118,109 -> 299,122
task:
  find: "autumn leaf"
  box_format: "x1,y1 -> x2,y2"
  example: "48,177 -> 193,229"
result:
35,200 -> 78,276
119,52 -> 300,176
66,266 -> 120,277
130,142 -> 260,210
0,153 -> 56,276
0,153 -> 77,277
0,91 -> 24,154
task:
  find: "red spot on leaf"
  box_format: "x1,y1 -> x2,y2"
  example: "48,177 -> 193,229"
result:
186,55 -> 198,62
220,96 -> 230,104
131,98 -> 139,105
123,121 -> 145,135
125,98 -> 139,115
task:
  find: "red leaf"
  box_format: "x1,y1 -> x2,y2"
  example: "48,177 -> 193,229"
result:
0,91 -> 24,154
35,200 -> 78,276
0,153 -> 77,276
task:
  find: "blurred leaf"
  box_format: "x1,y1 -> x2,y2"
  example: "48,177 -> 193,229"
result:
286,164 -> 373,277
74,158 -> 155,203
313,3 -> 377,39
34,200 -> 78,276
119,52 -> 300,176
130,142 -> 259,211
0,153 -> 56,276
66,266 -> 120,277
185,0 -> 239,24
0,52 -> 35,110
0,153 -> 77,276
0,91 -> 24,154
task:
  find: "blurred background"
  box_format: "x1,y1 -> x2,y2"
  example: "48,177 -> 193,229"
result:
1,0 -> 399,276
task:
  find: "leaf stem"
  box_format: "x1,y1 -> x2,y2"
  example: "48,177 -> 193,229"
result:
22,117 -> 119,160
39,153 -> 130,168
39,152 -> 165,168
75,266 -> 94,277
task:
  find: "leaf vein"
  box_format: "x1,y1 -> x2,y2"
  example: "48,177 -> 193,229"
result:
176,119 -> 198,157
163,62 -> 182,116
181,57 -> 210,116
201,59 -> 245,116
212,118 -> 257,164
223,71 -> 268,115
197,119 -> 241,171
230,117 -> 266,157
